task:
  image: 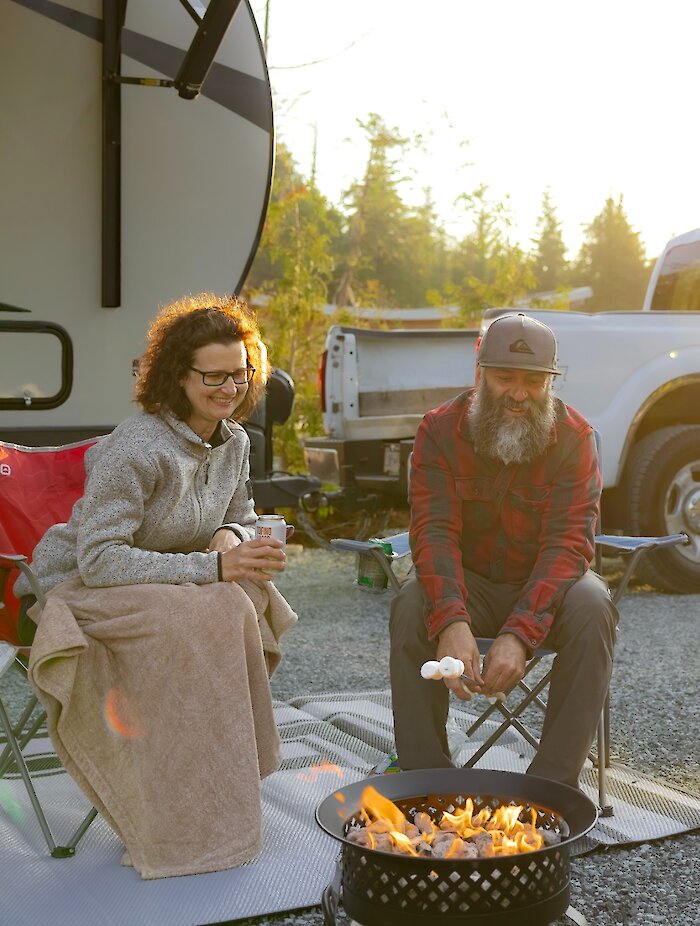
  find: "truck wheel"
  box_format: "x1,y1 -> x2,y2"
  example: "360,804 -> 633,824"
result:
625,425 -> 700,593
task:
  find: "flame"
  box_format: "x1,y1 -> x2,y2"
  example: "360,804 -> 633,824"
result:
350,787 -> 545,857
298,759 -> 343,782
389,830 -> 418,856
359,785 -> 408,829
103,688 -> 145,739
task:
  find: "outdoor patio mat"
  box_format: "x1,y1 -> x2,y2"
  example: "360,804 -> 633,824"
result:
1,689 -> 699,926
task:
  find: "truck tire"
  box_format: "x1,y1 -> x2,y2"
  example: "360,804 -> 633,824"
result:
625,425 -> 700,593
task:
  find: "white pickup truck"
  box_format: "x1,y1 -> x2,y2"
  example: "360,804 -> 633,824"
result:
304,228 -> 700,593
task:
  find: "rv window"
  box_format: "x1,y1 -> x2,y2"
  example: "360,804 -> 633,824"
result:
0,322 -> 72,410
650,241 -> 700,311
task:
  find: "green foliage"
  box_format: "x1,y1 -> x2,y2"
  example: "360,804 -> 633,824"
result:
335,115 -> 450,309
246,144 -> 340,470
531,191 -> 568,292
450,187 -> 535,326
574,196 -> 651,310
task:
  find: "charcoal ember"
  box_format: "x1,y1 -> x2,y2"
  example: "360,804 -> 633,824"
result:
366,819 -> 392,834
414,812 -> 435,835
346,827 -> 372,847
438,818 -> 460,833
474,832 -> 495,858
461,842 -> 479,859
402,822 -> 420,840
432,835 -> 467,858
417,841 -> 433,856
372,833 -> 395,853
432,831 -> 459,847
539,828 -> 562,846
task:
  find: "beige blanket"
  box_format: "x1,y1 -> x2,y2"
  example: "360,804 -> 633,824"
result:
28,577 -> 297,879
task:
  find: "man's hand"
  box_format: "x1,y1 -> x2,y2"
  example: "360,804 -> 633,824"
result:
436,622 -> 483,701
481,634 -> 528,697
209,528 -> 242,554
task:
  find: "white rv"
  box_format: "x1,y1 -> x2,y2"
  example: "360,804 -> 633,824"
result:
0,0 -> 316,507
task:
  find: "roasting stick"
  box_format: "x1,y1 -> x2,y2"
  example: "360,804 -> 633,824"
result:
421,657 -> 507,703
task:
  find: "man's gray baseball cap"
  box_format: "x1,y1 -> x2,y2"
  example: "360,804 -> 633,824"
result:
477,312 -> 560,375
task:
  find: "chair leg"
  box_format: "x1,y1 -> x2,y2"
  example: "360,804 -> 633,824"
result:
371,547 -> 403,594
0,696 -> 99,856
0,695 -> 60,854
611,549 -> 648,605
466,656 -> 547,736
595,704 -> 614,817
0,693 -> 41,776
463,673 -> 552,768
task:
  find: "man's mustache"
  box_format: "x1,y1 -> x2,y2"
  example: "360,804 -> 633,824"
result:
500,395 -> 532,412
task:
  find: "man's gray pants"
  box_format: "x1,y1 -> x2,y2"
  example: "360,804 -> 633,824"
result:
389,569 -> 618,788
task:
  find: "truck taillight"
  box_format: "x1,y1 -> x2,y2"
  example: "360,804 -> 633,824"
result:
318,350 -> 328,413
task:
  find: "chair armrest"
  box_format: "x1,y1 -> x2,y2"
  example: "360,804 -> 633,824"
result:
330,532 -> 412,559
330,539 -> 380,555
331,533 -> 412,595
595,532 -> 688,552
0,555 -> 46,608
0,553 -> 29,568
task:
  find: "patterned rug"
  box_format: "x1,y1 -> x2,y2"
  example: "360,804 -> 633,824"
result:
1,689 -> 699,925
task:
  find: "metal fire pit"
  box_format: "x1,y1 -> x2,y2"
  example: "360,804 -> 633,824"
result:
316,768 -> 597,926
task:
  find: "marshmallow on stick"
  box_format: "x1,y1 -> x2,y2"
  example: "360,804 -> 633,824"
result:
439,656 -> 464,678
420,658 -> 507,702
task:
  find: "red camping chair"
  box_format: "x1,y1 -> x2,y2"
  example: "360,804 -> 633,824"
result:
0,438 -> 98,644
0,437 -> 100,855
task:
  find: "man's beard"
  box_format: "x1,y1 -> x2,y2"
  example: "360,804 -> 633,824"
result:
468,378 -> 556,466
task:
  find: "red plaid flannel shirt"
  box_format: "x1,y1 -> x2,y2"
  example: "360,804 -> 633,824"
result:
409,388 -> 600,652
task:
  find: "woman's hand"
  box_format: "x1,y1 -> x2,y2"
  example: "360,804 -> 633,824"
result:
209,528 -> 242,553
219,538 -> 286,582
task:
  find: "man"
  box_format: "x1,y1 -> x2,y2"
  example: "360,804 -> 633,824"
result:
389,312 -> 618,788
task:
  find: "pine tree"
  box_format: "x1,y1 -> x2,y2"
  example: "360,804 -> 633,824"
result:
336,114 -> 410,308
244,143 -> 340,467
531,191 -> 568,293
450,187 -> 535,325
575,196 -> 650,310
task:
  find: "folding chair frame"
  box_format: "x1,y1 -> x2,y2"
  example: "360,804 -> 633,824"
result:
0,555 -> 98,856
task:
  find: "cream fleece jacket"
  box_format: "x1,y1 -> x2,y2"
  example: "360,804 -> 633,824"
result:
14,410 -> 257,597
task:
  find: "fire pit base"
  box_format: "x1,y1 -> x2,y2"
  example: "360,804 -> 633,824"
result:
321,856 -> 590,926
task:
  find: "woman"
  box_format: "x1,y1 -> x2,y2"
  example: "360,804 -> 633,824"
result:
19,294 -> 298,879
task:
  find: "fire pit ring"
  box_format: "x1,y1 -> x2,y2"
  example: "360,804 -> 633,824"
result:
316,768 -> 597,926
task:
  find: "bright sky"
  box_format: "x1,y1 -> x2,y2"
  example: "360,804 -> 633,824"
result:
252,0 -> 699,260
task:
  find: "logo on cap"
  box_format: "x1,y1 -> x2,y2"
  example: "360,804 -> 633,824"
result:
509,339 -> 535,355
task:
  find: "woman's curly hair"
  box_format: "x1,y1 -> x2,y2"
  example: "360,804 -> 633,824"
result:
135,293 -> 268,423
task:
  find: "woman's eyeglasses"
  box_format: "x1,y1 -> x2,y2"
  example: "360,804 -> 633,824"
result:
189,366 -> 255,386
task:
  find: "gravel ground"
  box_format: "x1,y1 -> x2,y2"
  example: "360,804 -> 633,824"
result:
2,545 -> 698,925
